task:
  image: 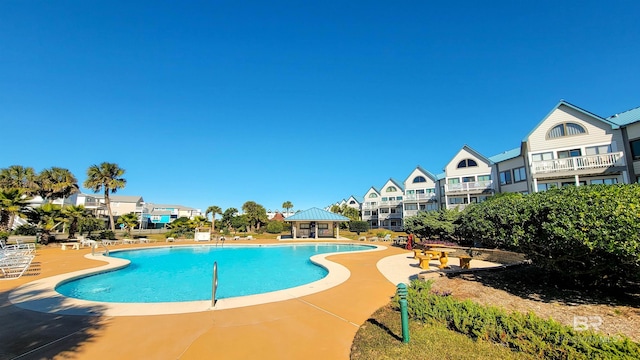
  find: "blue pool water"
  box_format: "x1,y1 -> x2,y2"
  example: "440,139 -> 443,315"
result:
56,244 -> 374,303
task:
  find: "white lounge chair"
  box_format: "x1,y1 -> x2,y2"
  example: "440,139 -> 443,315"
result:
122,238 -> 138,244
0,254 -> 35,280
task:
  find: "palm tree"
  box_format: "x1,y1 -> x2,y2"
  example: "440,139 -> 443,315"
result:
282,201 -> 293,216
35,167 -> 80,204
84,162 -> 127,231
25,203 -> 64,244
117,212 -> 139,237
0,165 -> 38,196
205,205 -> 222,233
62,205 -> 91,238
0,188 -> 30,231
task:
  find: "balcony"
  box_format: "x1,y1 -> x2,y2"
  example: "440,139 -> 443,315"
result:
380,199 -> 402,206
531,152 -> 624,176
444,180 -> 494,194
362,203 -> 378,210
403,193 -> 436,202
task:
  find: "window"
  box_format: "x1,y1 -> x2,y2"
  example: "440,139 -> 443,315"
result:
449,197 -> 467,204
413,176 -> 426,183
513,167 -> 526,182
426,188 -> 435,193
349,200 -> 356,204
318,223 -> 328,229
416,189 -> 425,194
363,211 -> 371,215
448,178 -> 460,184
537,183 -> 557,191
426,203 -> 439,211
386,186 -> 397,192
369,193 -> 378,198
406,190 -> 414,195
630,139 -> 640,160
590,178 -> 618,185
380,208 -> 389,213
477,175 -> 491,182
381,197 -> 388,201
405,204 -> 417,210
547,122 -> 587,139
300,223 -> 310,229
499,170 -> 512,185
562,181 -> 587,187
457,159 -> 478,168
462,176 -> 475,183
396,196 -> 402,200
558,149 -> 581,158
532,152 -> 553,162
585,145 -> 612,155
390,208 -> 397,213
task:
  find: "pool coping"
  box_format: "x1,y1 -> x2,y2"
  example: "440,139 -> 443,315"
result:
8,243 -> 386,317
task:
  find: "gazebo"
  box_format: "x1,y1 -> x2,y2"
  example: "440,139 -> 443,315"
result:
284,207 -> 350,239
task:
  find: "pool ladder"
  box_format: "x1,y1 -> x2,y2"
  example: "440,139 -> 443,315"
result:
211,261 -> 218,308
90,242 -> 109,256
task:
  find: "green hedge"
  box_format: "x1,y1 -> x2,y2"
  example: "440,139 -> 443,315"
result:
456,184 -> 640,286
396,280 -> 640,359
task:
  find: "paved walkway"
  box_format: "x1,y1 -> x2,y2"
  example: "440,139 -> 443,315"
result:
0,240 -> 489,359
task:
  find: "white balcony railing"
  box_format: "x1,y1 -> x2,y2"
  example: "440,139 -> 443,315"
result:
403,209 -> 419,217
380,199 -> 402,206
444,180 -> 494,193
403,193 -> 436,201
531,152 -> 624,175
362,203 -> 377,210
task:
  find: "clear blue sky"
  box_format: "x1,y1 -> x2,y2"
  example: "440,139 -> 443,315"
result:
1,1 -> 639,213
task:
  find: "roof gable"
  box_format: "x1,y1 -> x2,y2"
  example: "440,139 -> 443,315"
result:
523,100 -> 619,141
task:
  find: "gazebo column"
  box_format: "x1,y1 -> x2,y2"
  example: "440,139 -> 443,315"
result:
335,222 -> 339,239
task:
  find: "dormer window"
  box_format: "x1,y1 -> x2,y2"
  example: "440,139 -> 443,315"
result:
386,186 -> 397,192
457,159 -> 478,168
547,122 -> 586,139
413,176 -> 426,183
369,193 -> 378,198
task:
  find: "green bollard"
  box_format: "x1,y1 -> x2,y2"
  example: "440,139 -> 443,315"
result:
397,283 -> 410,343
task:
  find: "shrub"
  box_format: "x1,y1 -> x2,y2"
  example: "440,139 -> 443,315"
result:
396,280 -> 640,358
455,184 -> 640,286
265,221 -> 284,234
349,221 -> 369,235
99,230 -> 116,240
14,224 -> 38,236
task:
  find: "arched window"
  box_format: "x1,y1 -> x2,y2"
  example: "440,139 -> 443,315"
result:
386,186 -> 397,192
547,122 -> 587,139
369,193 -> 378,198
413,176 -> 426,183
457,159 -> 478,168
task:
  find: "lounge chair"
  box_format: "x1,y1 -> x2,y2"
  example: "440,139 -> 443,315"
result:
122,238 -> 138,244
0,254 -> 35,280
382,234 -> 392,241
101,239 -> 121,246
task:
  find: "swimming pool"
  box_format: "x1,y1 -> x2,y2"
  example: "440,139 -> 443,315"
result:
56,244 -> 375,303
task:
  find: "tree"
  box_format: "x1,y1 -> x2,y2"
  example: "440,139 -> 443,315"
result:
25,203 -> 64,244
205,205 -> 222,233
242,201 -> 268,232
221,208 -> 238,232
117,212 -> 140,237
35,167 -> 80,204
0,165 -> 38,196
191,215 -> 209,229
341,206 -> 360,222
79,216 -> 105,238
0,188 -> 30,231
349,221 -> 369,235
62,205 -> 91,238
282,201 -> 293,215
84,162 -> 127,232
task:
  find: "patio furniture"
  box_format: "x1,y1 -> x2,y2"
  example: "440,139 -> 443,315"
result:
166,237 -> 175,242
122,238 -> 138,244
0,254 -> 35,280
61,242 -> 80,250
430,248 -> 455,269
101,239 -> 121,246
459,255 -> 472,269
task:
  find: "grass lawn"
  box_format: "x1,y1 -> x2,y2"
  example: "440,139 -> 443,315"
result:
351,304 -> 534,360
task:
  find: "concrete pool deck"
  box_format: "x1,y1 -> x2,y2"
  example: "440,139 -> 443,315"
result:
0,239 -> 500,359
